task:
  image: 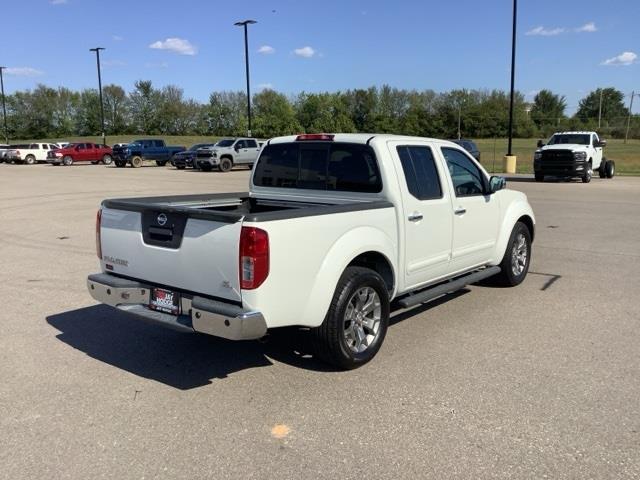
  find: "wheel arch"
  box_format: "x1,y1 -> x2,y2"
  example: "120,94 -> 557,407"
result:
493,194 -> 536,264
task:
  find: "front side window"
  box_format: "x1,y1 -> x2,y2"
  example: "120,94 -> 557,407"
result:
254,142 -> 382,193
441,147 -> 486,197
78,144 -> 86,150
246,140 -> 258,148
397,146 -> 442,200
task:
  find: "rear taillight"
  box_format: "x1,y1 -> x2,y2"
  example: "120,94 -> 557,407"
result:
96,209 -> 102,259
239,226 -> 269,290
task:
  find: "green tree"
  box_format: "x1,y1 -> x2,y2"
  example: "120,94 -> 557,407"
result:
529,89 -> 566,131
129,80 -> 161,134
103,84 -> 129,134
576,88 -> 628,124
252,89 -> 300,138
206,91 -> 247,136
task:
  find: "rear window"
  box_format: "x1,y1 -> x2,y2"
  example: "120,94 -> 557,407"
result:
253,142 -> 382,193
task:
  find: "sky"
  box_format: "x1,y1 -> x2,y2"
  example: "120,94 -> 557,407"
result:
1,0 -> 638,114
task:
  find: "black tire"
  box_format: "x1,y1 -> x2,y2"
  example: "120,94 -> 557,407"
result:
62,155 -> 73,166
219,157 -> 233,172
599,159 -> 607,178
582,165 -> 592,183
312,266 -> 390,370
155,160 -> 167,167
102,154 -> 113,165
534,173 -> 544,182
493,222 -> 532,287
176,165 -> 186,170
114,160 -> 126,168
605,160 -> 615,179
130,156 -> 143,168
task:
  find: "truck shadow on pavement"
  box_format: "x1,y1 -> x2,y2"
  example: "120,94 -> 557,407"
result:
47,292 -> 469,389
46,305 -> 338,389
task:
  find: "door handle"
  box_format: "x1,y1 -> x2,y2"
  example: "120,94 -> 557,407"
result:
454,207 -> 467,215
408,212 -> 423,222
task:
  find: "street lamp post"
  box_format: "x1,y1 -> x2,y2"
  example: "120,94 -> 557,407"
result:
89,47 -> 106,146
0,66 -> 8,144
506,0 -> 517,157
624,90 -> 636,144
234,19 -> 256,137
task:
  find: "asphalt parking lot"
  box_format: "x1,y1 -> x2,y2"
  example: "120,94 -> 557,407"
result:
1,163 -> 639,479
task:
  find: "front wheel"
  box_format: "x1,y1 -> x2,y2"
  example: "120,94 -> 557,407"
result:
534,173 -> 544,182
493,222 -> 532,287
130,156 -> 143,168
155,160 -> 167,167
582,167 -> 592,183
312,266 -> 390,370
200,164 -> 212,172
114,160 -> 126,168
219,158 -> 233,172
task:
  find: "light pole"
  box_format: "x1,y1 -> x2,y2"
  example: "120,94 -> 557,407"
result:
0,66 -> 8,144
89,47 -> 106,145
506,0 -> 517,157
234,19 -> 256,137
624,91 -> 636,144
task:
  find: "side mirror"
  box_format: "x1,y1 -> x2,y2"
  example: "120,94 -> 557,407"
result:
234,144 -> 240,151
536,140 -> 545,148
489,176 -> 506,194
597,139 -> 607,148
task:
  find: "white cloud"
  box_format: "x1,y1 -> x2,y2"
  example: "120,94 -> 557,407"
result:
601,51 -> 637,66
5,67 -> 44,77
576,22 -> 597,33
294,46 -> 316,58
112,35 -> 123,41
257,45 -> 275,54
50,0 -> 68,4
257,83 -> 273,90
526,26 -> 565,36
149,38 -> 197,56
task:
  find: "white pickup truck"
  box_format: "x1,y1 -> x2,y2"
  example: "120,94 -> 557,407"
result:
195,137 -> 262,172
88,133 -> 535,369
5,142 -> 61,164
533,131 -> 615,183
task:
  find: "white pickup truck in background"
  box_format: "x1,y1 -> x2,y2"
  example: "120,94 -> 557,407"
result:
88,133 -> 535,369
4,142 -> 61,164
534,131 -> 615,183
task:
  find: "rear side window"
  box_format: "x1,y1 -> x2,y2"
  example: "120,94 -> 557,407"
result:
397,146 -> 442,200
30,144 -> 40,149
254,142 -> 382,193
246,140 -> 258,148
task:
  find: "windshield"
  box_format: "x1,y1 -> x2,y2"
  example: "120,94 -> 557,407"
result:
548,134 -> 590,145
216,139 -> 235,147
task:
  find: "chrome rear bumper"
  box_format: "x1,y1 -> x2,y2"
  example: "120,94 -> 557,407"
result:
86,273 -> 267,340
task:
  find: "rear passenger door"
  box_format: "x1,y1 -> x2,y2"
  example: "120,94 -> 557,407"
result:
388,141 -> 453,289
244,139 -> 260,164
440,147 -> 500,271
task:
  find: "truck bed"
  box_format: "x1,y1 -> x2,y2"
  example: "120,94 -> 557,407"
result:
103,192 -> 393,223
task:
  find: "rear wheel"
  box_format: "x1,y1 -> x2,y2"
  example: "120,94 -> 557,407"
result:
25,154 -> 36,165
605,160 -> 615,179
62,155 -> 73,166
102,154 -> 113,165
219,158 -> 233,172
493,222 -> 532,287
155,160 -> 167,167
534,173 -> 544,182
130,156 -> 143,168
114,160 -> 126,168
312,266 -> 390,369
599,159 -> 607,178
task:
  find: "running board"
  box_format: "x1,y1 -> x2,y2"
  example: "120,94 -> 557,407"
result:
396,266 -> 501,309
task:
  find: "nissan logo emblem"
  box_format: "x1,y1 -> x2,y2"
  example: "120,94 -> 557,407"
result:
157,213 -> 168,226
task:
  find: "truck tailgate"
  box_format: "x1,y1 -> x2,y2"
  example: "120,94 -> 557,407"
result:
100,207 -> 241,302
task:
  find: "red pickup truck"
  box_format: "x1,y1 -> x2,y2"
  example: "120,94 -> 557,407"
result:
47,143 -> 113,166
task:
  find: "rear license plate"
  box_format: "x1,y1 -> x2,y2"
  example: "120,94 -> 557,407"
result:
149,288 -> 180,315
